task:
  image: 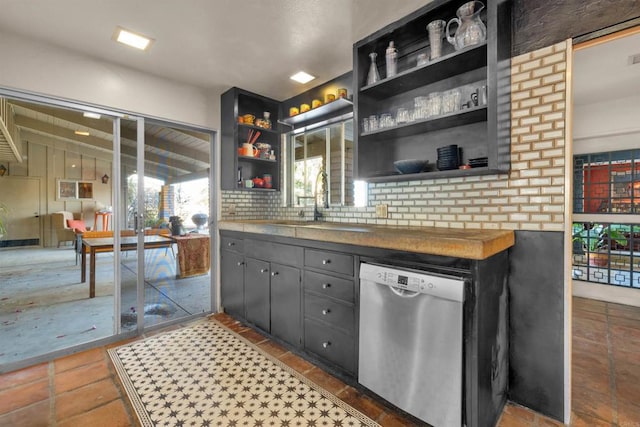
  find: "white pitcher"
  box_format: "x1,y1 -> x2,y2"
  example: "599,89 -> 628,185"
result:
446,1 -> 486,51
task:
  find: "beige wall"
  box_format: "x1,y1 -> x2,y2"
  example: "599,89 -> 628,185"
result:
0,29 -> 216,130
5,136 -> 114,247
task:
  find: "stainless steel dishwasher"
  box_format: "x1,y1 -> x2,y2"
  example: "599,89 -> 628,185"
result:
358,262 -> 465,427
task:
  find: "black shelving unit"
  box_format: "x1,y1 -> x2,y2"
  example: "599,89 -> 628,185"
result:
353,0 -> 511,182
221,87 -> 281,190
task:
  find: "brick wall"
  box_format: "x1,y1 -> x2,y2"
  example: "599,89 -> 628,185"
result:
221,41 -> 570,232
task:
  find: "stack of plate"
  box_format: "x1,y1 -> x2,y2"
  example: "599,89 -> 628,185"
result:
437,144 -> 460,171
468,157 -> 488,168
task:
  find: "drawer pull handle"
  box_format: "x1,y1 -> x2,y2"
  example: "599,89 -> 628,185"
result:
322,259 -> 331,265
227,242 -> 235,247
271,271 -> 279,276
322,283 -> 331,289
322,309 -> 330,315
237,261 -> 244,266
322,341 -> 331,349
260,268 -> 269,273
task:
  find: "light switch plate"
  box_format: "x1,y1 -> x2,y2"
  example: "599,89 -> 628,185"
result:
376,204 -> 388,218
228,204 -> 236,215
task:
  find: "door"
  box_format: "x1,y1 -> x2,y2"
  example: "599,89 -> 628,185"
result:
119,117 -> 214,332
0,176 -> 40,243
270,262 -> 301,347
220,250 -> 245,318
244,258 -> 270,331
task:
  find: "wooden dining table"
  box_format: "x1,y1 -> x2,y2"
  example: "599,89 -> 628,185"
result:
80,235 -> 173,298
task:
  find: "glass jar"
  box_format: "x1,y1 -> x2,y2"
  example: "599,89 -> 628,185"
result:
262,112 -> 271,129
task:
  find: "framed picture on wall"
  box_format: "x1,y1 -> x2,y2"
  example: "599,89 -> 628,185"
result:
78,181 -> 93,199
57,180 -> 77,200
57,179 -> 95,200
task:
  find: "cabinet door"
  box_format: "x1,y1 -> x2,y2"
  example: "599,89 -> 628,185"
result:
220,250 -> 245,319
270,263 -> 302,347
244,258 -> 271,332
304,318 -> 355,374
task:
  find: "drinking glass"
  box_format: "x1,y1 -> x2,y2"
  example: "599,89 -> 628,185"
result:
427,20 -> 446,59
362,117 -> 370,133
395,108 -> 409,124
380,113 -> 394,128
442,89 -> 462,114
428,92 -> 442,116
414,96 -> 428,119
369,115 -> 379,131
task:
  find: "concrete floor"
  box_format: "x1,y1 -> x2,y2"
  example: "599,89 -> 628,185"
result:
0,246 -> 211,366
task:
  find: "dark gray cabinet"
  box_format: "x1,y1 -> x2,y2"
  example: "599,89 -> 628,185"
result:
220,231 -> 356,372
220,250 -> 245,318
304,318 -> 356,374
220,234 -> 303,348
354,0 -> 511,182
270,263 -> 302,347
244,258 -> 271,332
303,248 -> 357,374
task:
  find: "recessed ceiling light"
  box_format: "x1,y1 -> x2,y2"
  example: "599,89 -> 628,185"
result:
113,26 -> 154,51
290,71 -> 316,84
83,112 -> 101,119
74,130 -> 90,136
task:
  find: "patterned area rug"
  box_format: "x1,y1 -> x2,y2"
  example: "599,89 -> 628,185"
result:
108,319 -> 379,426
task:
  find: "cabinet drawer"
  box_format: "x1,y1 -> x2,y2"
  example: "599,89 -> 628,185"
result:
304,270 -> 355,303
221,236 -> 243,253
304,293 -> 354,335
304,249 -> 353,276
304,318 -> 355,374
246,239 -> 303,266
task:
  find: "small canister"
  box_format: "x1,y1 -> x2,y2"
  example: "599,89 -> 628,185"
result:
337,88 -> 348,98
312,99 -> 322,109
325,93 -> 336,104
263,174 -> 272,189
289,106 -> 299,117
300,103 -> 311,113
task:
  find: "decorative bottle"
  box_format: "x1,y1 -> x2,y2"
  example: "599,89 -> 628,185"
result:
366,52 -> 381,85
385,41 -> 398,78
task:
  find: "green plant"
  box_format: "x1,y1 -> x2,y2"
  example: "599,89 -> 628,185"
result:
572,222 -> 627,252
0,204 -> 7,237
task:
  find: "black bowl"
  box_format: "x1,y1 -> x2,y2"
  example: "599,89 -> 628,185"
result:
394,159 -> 429,174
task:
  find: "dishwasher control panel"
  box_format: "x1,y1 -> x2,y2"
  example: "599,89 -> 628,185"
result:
360,262 -> 465,302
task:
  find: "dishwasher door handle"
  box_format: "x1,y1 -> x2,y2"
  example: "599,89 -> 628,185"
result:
388,285 -> 421,298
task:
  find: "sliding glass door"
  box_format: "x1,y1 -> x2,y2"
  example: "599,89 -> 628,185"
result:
0,89 -> 214,370
118,117 -> 213,333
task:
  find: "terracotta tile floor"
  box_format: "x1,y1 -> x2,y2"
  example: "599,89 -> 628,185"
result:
1,298 -> 639,426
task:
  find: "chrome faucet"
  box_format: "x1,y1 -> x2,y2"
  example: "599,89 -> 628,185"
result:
313,169 -> 329,221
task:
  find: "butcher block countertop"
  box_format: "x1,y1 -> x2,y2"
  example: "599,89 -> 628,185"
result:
219,220 -> 515,260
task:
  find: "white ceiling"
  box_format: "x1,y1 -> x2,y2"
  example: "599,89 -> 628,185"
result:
2,0 -> 637,106
0,0 -> 360,101
573,31 -> 640,106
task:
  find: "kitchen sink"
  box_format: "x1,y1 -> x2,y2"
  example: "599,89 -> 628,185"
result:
257,220 -> 317,225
